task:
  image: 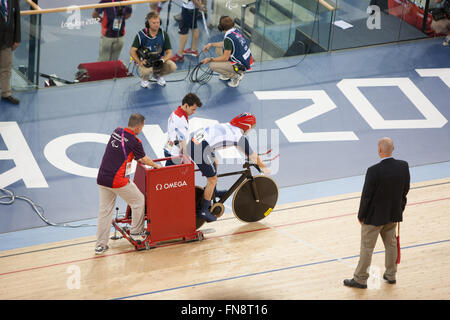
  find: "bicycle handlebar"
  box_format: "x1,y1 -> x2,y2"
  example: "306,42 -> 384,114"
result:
243,161 -> 262,173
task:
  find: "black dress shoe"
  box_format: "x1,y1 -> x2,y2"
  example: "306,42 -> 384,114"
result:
383,275 -> 396,284
2,95 -> 20,105
343,278 -> 367,289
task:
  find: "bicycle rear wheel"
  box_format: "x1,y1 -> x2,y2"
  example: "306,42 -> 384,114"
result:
232,176 -> 278,223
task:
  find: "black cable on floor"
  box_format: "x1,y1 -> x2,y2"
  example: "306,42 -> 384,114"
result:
0,188 -> 96,228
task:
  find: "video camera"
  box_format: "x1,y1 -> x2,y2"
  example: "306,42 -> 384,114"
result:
431,0 -> 450,21
137,44 -> 164,72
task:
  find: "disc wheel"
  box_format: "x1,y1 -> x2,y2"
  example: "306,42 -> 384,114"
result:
232,176 -> 278,223
195,186 -> 206,229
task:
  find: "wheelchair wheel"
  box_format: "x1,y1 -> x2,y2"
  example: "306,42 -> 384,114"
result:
232,176 -> 278,223
195,186 -> 206,229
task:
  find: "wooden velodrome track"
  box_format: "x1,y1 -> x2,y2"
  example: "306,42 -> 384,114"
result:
0,178 -> 449,300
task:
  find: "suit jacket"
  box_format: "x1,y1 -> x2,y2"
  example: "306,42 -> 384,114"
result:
358,157 -> 410,226
0,0 -> 21,50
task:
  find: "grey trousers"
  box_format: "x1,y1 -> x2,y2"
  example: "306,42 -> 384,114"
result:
96,182 -> 145,248
353,222 -> 398,285
98,36 -> 124,62
0,47 -> 12,98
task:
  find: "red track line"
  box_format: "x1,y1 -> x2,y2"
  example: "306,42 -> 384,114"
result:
1,196 -> 449,277
207,212 -> 357,239
0,249 -> 135,277
210,196 -> 450,239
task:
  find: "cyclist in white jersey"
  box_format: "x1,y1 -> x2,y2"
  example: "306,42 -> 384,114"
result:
164,93 -> 202,166
187,113 -> 271,222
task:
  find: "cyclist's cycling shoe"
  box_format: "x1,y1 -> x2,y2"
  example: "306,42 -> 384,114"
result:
197,210 -> 217,222
197,200 -> 217,222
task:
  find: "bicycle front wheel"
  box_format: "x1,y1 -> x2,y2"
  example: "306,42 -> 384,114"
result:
232,176 -> 278,223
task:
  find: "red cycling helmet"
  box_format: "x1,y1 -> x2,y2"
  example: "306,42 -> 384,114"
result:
230,113 -> 256,131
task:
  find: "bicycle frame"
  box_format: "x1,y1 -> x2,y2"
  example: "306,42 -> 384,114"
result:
212,162 -> 261,205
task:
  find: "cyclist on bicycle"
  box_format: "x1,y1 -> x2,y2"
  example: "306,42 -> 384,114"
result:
187,112 -> 271,222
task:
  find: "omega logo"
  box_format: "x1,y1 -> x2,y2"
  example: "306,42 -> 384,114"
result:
155,180 -> 188,191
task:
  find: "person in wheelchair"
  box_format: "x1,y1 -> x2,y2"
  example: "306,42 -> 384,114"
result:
187,112 -> 271,222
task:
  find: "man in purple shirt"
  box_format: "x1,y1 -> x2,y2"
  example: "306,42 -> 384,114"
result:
95,113 -> 161,254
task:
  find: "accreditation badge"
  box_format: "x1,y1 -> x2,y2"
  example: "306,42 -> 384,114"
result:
112,17 -> 123,31
192,129 -> 206,145
125,162 -> 132,176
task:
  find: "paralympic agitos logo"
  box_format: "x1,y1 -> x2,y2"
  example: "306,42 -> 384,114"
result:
155,181 -> 188,191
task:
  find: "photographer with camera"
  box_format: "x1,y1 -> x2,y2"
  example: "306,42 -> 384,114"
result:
92,0 -> 132,62
200,16 -> 253,88
430,0 -> 450,46
130,11 -> 177,88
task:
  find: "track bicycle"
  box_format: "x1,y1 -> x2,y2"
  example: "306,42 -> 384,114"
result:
195,151 -> 279,229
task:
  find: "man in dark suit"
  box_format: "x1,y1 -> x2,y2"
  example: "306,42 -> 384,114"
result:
0,0 -> 21,105
344,137 -> 410,289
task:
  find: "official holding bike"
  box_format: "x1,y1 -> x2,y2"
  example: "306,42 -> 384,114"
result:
187,113 -> 270,222
164,93 -> 203,166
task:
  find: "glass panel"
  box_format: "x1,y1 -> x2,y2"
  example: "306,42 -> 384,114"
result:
11,0 -> 337,90
11,0 -> 39,91
252,0 -> 335,57
293,0 -> 335,53
331,0 -> 429,50
36,0 -> 145,87
9,0 -> 435,92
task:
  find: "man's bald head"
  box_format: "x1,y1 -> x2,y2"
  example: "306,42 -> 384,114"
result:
378,137 -> 394,158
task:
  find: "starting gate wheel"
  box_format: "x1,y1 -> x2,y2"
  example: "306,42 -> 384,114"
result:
210,202 -> 225,218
